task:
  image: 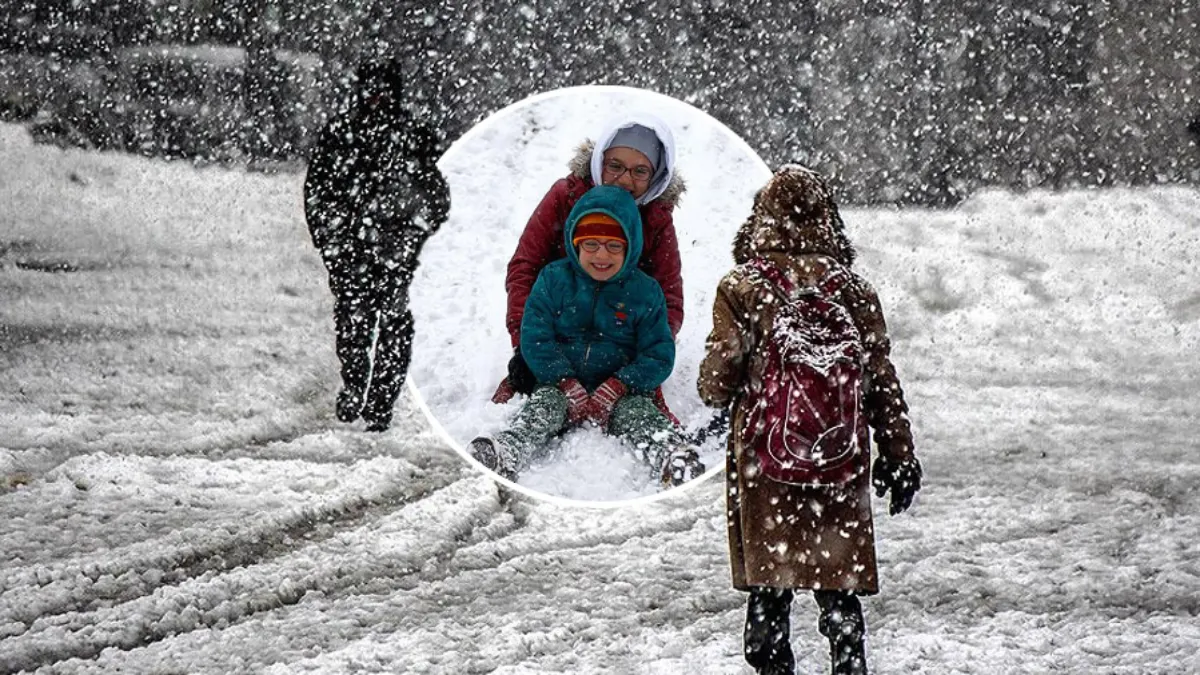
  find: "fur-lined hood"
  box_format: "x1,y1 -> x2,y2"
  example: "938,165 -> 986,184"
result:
731,164 -> 855,266
568,141 -> 687,208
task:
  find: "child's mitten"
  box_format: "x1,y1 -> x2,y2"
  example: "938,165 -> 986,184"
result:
559,378 -> 590,426
587,377 -> 627,428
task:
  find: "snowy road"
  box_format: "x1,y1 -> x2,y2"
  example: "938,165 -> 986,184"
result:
2,123 -> 1199,674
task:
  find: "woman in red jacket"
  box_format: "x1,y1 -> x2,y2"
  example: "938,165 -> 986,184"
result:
493,113 -> 686,418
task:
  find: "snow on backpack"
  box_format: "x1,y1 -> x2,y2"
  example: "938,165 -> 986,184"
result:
741,258 -> 868,486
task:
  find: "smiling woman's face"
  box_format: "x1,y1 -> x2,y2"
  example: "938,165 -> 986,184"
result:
601,146 -> 654,199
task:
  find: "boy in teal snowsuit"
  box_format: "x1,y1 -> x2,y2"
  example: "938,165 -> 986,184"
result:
470,185 -> 704,486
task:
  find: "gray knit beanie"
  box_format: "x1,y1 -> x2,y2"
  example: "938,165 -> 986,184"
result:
606,124 -> 663,171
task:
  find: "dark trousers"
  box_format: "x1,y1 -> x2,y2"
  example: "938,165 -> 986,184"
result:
744,587 -> 867,675
326,256 -> 414,427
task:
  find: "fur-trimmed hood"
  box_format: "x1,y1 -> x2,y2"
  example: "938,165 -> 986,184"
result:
731,164 -> 855,266
568,141 -> 687,208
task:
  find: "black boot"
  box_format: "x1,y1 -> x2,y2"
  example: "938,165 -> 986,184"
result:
744,587 -> 795,675
469,437 -> 518,482
815,590 -> 868,675
336,387 -> 365,423
657,446 -> 706,488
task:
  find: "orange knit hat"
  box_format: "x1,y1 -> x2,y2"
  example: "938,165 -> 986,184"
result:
572,212 -> 626,247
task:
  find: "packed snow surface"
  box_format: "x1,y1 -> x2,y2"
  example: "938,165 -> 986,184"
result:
2,107 -> 1199,674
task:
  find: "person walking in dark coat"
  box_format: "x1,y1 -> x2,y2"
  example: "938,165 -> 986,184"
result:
303,59 -> 450,432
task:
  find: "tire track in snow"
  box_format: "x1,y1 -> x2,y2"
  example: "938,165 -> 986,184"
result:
0,451 -> 457,632
270,492 -> 734,675
0,375 -> 432,491
50,485 -> 729,675
0,477 -> 509,675
301,486 -> 718,603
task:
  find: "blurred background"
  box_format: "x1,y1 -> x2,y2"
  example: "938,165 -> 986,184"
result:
0,0 -> 1196,205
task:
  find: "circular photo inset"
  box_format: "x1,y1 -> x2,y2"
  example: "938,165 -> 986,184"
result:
409,85 -> 770,504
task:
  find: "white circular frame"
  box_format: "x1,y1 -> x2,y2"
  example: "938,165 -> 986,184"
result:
407,84 -> 771,507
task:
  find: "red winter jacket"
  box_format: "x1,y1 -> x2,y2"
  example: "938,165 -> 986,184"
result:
505,154 -> 686,347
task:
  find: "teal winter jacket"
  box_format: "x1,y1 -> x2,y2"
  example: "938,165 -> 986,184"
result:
520,185 -> 675,393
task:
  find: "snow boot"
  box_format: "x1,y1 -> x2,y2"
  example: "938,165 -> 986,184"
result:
815,590 -> 868,675
659,446 -> 706,488
692,407 -> 730,446
362,407 -> 393,433
469,436 -> 518,482
360,384 -> 396,432
336,386 -> 365,423
744,587 -> 795,675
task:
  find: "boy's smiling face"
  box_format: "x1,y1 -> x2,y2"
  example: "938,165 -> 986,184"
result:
577,239 -> 626,282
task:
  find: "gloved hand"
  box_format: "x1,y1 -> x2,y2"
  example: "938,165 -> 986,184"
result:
559,378 -> 590,426
491,377 -> 515,404
586,377 -> 627,428
660,447 -> 707,488
872,454 -> 923,515
507,348 -> 537,396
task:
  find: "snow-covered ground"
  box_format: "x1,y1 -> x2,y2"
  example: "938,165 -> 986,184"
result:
409,85 -> 767,503
2,108 -> 1199,674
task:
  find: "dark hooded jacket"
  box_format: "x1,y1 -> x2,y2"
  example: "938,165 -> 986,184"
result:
303,61 -> 450,277
520,185 -> 675,393
698,166 -> 915,593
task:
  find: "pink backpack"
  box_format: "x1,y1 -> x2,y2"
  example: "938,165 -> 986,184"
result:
740,258 -> 868,486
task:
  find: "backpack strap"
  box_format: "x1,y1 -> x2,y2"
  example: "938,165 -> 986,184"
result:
749,257 -> 849,299
817,265 -> 850,297
748,258 -> 797,298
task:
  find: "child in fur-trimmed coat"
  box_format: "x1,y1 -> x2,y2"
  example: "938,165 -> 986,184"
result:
698,166 -> 922,675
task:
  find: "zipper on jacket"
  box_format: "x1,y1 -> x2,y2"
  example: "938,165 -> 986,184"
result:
581,283 -> 600,372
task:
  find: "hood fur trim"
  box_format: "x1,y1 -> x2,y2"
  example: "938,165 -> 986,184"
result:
732,165 -> 856,266
568,141 -> 686,208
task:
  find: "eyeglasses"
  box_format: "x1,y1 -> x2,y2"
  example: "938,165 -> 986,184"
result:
579,239 -> 627,254
603,159 -> 653,183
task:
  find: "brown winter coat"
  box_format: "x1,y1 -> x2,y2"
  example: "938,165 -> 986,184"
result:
698,166 -> 915,594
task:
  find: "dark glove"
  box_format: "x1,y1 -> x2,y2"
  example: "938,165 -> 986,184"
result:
559,378 -> 591,426
586,377 -> 627,428
507,348 -> 537,395
872,454 -> 923,515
